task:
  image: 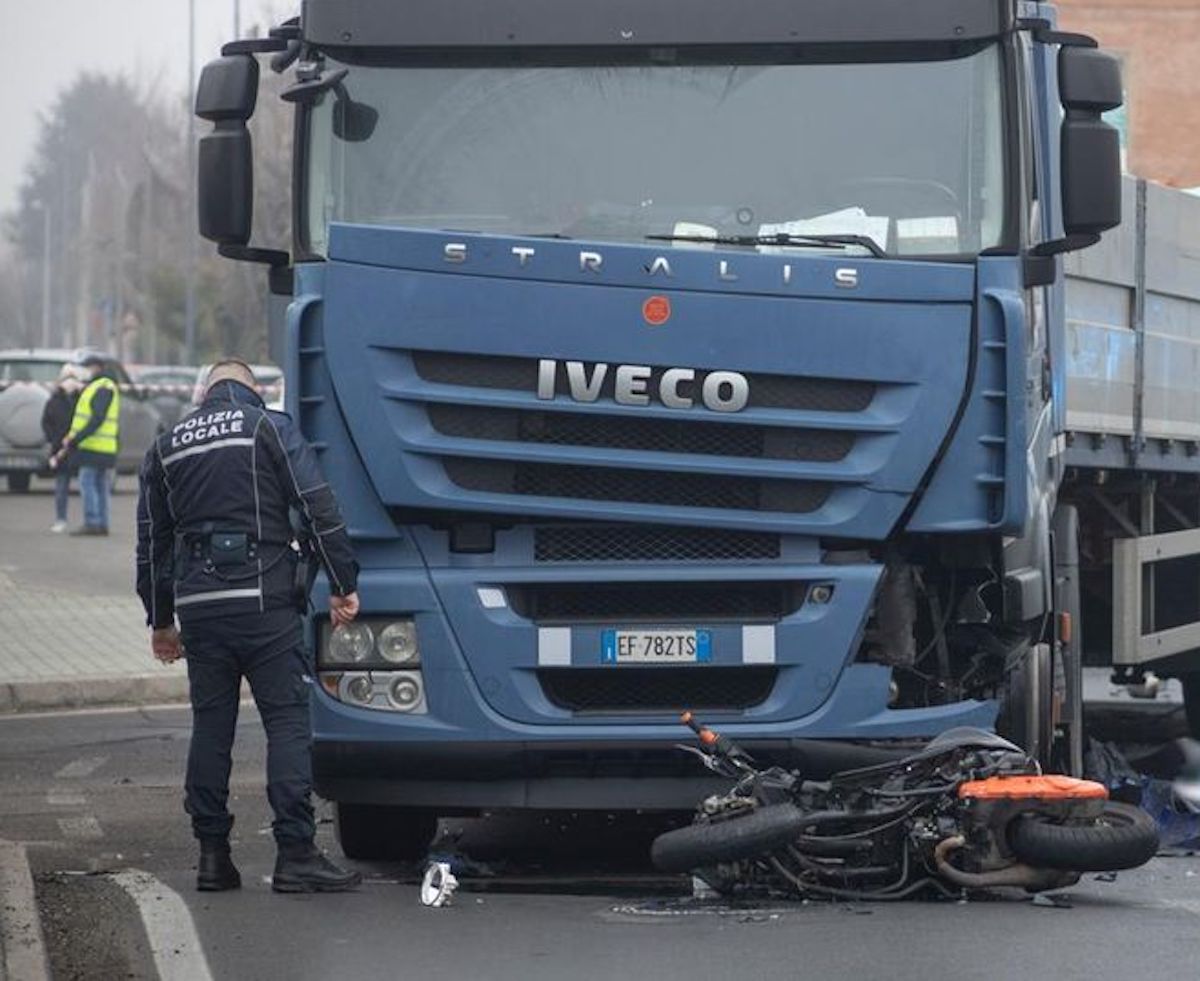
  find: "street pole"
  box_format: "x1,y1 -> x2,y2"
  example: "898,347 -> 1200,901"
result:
40,205 -> 51,349
234,0 -> 241,38
184,0 -> 197,364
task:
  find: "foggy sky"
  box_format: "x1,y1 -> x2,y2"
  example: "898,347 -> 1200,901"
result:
0,1 -> 278,214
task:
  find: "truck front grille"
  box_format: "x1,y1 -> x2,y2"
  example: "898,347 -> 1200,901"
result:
533,526 -> 781,563
413,351 -> 876,413
428,404 -> 854,462
507,581 -> 804,624
400,350 -> 885,523
443,459 -> 830,514
538,666 -> 777,713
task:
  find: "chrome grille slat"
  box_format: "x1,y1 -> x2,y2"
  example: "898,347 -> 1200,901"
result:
427,404 -> 855,462
443,458 -> 831,514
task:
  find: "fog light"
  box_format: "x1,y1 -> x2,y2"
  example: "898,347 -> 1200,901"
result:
389,676 -> 422,710
809,584 -> 834,605
377,621 -> 419,665
330,623 -> 374,663
346,675 -> 374,703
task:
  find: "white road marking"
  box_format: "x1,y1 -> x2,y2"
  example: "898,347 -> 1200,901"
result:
46,786 -> 87,807
111,870 -> 215,981
57,816 -> 104,840
0,701 -> 246,723
54,756 -> 108,779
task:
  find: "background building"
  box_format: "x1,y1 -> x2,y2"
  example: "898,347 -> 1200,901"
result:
1058,0 -> 1200,188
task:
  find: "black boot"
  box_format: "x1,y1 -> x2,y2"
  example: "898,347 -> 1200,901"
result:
272,842 -> 362,894
197,839 -> 241,892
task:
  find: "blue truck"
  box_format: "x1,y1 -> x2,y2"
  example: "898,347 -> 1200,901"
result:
195,0 -> 1200,860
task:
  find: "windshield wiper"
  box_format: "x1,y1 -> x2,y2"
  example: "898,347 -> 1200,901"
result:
645,231 -> 887,258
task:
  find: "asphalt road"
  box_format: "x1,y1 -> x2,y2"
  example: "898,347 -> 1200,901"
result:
0,477 -> 137,597
3,705 -> 1200,981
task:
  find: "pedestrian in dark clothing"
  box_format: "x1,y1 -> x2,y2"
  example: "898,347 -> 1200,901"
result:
41,363 -> 84,532
136,358 -> 363,894
52,354 -> 120,536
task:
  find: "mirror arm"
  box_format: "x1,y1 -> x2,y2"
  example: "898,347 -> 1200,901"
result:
1022,253 -> 1057,288
218,244 -> 290,267
269,19 -> 301,42
1032,29 -> 1097,48
215,246 -> 294,296
271,41 -> 302,74
1015,19 -> 1099,48
281,68 -> 349,104
1030,233 -> 1101,258
221,37 -> 288,57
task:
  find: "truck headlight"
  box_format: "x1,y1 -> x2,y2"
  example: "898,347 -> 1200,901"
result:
329,622 -> 374,663
377,621 -> 419,665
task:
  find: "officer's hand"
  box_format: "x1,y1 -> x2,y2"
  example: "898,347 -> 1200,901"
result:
151,626 -> 184,663
330,592 -> 360,627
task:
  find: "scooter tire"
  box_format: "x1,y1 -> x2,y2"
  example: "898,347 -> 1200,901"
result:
651,803 -> 806,873
1008,801 -> 1159,872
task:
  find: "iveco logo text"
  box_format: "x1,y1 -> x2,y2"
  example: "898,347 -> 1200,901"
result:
537,360 -> 749,413
444,242 -> 858,290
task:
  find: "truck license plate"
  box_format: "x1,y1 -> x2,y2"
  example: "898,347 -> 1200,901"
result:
601,629 -> 712,664
0,456 -> 39,470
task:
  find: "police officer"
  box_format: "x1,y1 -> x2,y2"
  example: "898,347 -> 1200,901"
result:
136,359 -> 362,893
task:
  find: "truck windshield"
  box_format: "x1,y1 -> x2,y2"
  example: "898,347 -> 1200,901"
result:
304,44 -> 1006,259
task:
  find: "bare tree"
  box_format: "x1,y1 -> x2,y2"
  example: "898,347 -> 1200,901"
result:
2,4 -> 296,364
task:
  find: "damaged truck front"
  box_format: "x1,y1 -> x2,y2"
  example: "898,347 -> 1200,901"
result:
195,0 -> 1144,859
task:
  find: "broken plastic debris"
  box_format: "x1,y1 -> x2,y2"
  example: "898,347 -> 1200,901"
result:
1031,893 -> 1073,909
420,861 -> 459,908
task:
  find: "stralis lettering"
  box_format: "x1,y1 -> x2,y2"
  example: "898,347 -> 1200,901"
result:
537,359 -> 749,413
443,242 -> 859,290
171,409 -> 246,447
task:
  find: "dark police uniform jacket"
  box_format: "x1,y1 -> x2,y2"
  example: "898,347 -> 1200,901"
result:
135,379 -> 358,628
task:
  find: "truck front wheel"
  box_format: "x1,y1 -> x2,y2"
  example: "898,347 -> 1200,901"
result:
995,637 -> 1055,765
334,803 -> 438,861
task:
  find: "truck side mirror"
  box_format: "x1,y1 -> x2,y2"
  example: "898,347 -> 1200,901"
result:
196,55 -> 259,246
1058,47 -> 1123,245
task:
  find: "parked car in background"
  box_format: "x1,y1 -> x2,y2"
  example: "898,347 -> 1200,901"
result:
0,349 -> 164,492
128,363 -> 198,430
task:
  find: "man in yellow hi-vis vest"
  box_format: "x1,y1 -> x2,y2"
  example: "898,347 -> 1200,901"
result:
53,354 -> 121,536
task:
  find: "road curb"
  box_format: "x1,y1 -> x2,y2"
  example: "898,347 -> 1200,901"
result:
0,839 -> 50,981
0,675 -> 189,714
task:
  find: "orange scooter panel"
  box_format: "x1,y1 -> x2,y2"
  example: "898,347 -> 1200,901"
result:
957,775 -> 1109,801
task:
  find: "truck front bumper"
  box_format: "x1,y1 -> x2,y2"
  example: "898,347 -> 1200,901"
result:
312,663 -> 998,810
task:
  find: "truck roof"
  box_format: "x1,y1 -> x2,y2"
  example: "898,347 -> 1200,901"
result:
302,0 -> 1013,50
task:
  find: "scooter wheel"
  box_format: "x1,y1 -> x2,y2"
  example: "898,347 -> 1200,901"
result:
650,803 -> 806,873
1008,801 -> 1159,872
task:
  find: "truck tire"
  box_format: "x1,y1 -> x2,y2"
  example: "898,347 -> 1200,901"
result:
650,803 -> 806,873
6,472 -> 31,493
1008,801 -> 1159,871
995,638 -> 1054,765
334,803 -> 438,861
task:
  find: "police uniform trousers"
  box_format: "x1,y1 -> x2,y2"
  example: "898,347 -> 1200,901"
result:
180,608 -> 316,846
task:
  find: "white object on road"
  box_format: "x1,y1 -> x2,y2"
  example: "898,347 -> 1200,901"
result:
419,862 -> 459,907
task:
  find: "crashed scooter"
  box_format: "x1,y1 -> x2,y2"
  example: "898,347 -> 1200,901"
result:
652,714 -> 1160,900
